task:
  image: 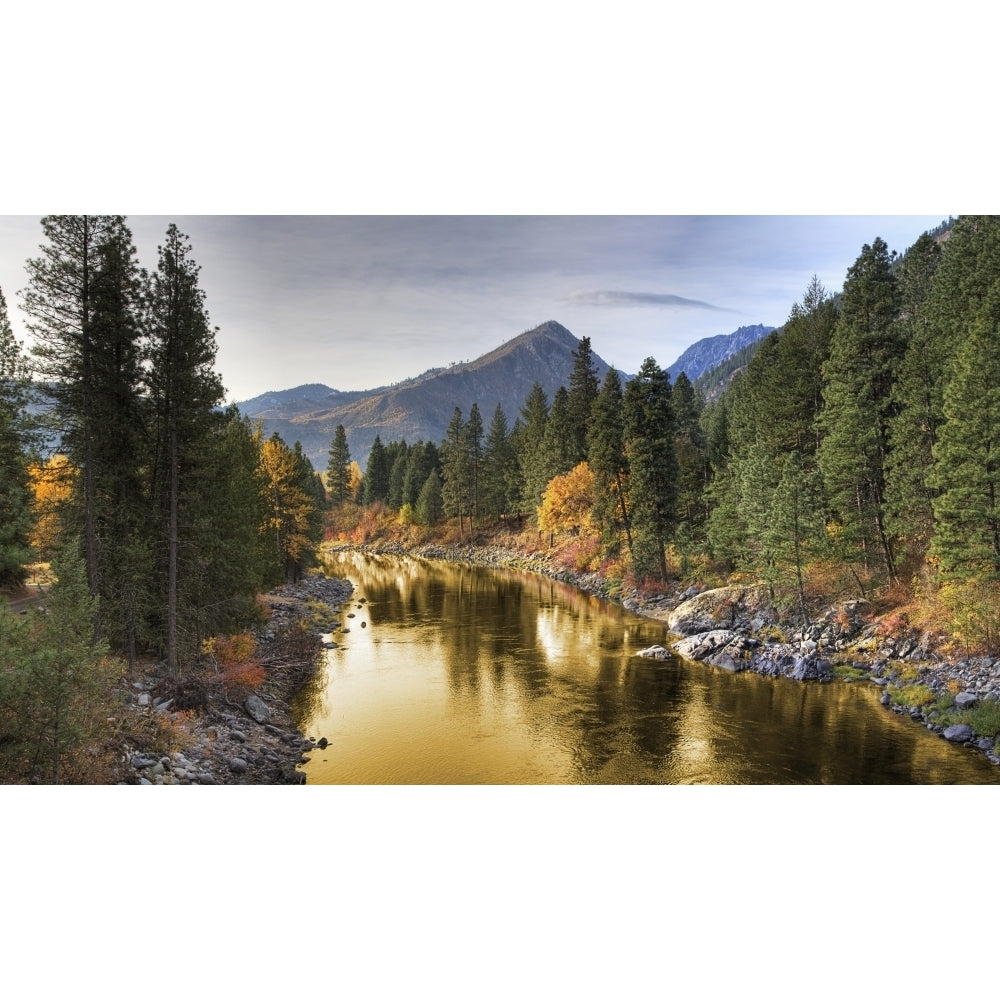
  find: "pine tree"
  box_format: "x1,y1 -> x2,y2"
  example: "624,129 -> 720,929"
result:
0,284 -> 33,586
817,237 -> 903,586
671,371 -> 707,530
567,335 -> 599,464
416,467 -> 444,526
145,224 -> 226,674
623,357 -> 677,581
481,404 -> 516,522
21,215 -> 122,616
532,386 -> 576,507
362,434 -> 391,506
326,424 -> 352,506
516,382 -> 548,514
586,367 -> 632,554
0,546 -> 109,783
466,403 -> 484,524
402,441 -> 440,509
440,408 -> 471,535
885,231 -> 945,551
929,310 -> 1000,581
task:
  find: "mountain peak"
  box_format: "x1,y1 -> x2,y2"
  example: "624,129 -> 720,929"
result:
237,320 -> 608,467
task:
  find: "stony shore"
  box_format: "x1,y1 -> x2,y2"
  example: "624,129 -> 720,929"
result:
328,539 -> 1000,769
118,573 -> 353,785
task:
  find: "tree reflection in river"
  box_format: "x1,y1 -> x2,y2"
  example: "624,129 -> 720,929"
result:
292,552 -> 1000,784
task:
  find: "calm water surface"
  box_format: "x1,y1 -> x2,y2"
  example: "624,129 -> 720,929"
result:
293,551 -> 1000,784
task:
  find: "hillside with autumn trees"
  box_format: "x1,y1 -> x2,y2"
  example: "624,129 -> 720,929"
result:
5,213 -> 1000,782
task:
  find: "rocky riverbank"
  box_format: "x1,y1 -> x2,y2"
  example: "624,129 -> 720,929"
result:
327,540 -> 1000,769
118,573 -> 353,785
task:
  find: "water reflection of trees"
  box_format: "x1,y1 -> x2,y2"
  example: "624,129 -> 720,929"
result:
319,552 -> 1000,784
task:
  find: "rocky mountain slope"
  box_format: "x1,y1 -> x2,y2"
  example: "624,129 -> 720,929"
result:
666,323 -> 774,383
237,320 -> 611,468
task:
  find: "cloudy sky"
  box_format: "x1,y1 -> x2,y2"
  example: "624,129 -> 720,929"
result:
0,214 -> 947,403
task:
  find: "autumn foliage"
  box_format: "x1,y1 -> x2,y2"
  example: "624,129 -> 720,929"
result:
202,632 -> 266,699
538,462 -> 596,537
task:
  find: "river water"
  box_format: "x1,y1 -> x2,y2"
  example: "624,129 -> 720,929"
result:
292,551 -> 1000,784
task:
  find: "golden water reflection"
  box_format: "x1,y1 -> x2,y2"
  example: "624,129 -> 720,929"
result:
292,552 -> 1000,784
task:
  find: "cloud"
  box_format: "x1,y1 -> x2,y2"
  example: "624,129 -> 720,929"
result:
567,289 -> 736,312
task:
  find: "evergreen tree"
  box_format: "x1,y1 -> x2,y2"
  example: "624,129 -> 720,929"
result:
516,382 -> 548,514
587,367 -> 632,554
466,403 -> 484,523
623,357 -> 677,580
416,467 -> 444,526
387,441 -> 409,510
362,434 -> 391,506
402,441 -> 440,509
86,219 -> 148,661
885,231 -> 945,550
532,386 -> 575,506
816,237 -> 903,586
0,285 -> 33,586
440,408 -> 471,535
145,224 -> 226,674
481,404 -> 516,522
929,310 -> 1000,581
567,335 -> 600,463
21,215 -> 123,618
671,372 -> 708,530
0,546 -> 109,783
326,424 -> 352,506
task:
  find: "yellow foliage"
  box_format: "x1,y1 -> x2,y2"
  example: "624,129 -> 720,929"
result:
28,455 -> 75,558
538,462 -> 596,536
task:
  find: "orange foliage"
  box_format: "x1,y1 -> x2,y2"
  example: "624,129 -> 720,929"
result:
28,455 -> 75,558
537,462 -> 596,537
202,632 -> 265,699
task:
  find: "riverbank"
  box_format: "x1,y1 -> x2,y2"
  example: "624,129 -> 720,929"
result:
325,540 -> 1000,769
116,573 -> 353,785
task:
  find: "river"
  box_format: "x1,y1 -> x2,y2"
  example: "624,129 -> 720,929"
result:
292,551 -> 1000,784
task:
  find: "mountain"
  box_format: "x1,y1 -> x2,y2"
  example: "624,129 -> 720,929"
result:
665,323 -> 775,384
236,321 -> 612,469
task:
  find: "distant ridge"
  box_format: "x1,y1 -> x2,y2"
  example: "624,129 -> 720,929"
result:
236,320 -> 611,468
666,323 -> 775,383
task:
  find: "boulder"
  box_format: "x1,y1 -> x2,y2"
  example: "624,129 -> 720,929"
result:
666,585 -> 774,636
673,629 -> 743,662
955,692 -> 979,710
244,694 -> 271,724
943,724 -> 975,743
636,645 -> 673,660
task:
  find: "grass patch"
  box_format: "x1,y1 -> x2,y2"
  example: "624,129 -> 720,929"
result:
888,683 -> 936,708
930,698 -> 1000,738
833,664 -> 868,681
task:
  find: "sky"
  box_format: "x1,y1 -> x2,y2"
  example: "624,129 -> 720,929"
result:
0,214 -> 949,403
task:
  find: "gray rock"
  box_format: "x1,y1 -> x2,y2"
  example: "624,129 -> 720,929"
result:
943,724 -> 975,743
131,754 -> 157,769
245,694 -> 271,724
636,645 -> 673,660
955,692 -> 979,709
228,757 -> 249,774
137,693 -> 151,707
673,629 -> 742,662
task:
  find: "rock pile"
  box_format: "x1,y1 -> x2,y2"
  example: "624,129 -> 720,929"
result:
120,572 -> 353,785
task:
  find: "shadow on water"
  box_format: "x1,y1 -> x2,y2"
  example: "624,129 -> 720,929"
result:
292,551 -> 1000,785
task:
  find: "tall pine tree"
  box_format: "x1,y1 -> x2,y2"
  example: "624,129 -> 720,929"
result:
623,357 -> 677,581
817,237 -> 903,586
145,224 -> 226,674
